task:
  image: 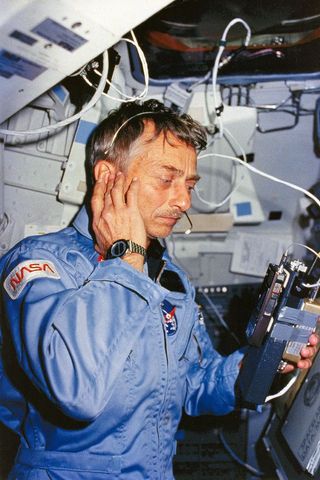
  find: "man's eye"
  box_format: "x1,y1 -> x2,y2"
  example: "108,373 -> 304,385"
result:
160,177 -> 173,184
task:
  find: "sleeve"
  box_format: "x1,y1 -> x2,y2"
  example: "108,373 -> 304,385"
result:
183,307 -> 245,416
1,242 -> 167,421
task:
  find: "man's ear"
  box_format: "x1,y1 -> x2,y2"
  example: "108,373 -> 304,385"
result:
93,160 -> 116,182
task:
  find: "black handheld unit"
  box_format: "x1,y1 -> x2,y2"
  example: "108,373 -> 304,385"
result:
237,255 -> 320,408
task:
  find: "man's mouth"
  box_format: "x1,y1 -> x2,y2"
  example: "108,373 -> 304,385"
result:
158,215 -> 182,226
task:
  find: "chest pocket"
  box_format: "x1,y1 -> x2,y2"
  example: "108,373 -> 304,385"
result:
179,306 -> 211,368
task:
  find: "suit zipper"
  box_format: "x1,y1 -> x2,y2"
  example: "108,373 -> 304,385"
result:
156,301 -> 169,478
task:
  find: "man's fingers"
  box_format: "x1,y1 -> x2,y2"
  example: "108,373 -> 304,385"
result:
300,345 -> 317,359
308,333 -> 319,347
110,172 -> 126,206
297,358 -> 312,370
91,172 -> 108,225
103,172 -> 116,209
126,177 -> 139,207
282,364 -> 295,374
300,333 -> 319,360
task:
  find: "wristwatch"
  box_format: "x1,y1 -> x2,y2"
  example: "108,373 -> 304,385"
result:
106,239 -> 147,259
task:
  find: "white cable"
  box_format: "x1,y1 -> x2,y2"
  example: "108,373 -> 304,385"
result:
194,158 -> 237,209
94,69 -> 134,99
201,290 -> 241,345
1,29 -> 148,136
202,151 -> 320,210
166,234 -> 195,279
252,93 -> 293,111
188,70 -> 211,92
218,430 -> 265,477
0,51 -> 110,137
284,242 -> 320,260
282,13 -> 320,25
265,372 -> 299,402
92,31 -> 149,103
81,74 -> 96,88
282,242 -> 320,299
69,63 -> 89,77
105,110 -> 156,153
128,29 -> 149,98
212,18 -> 251,137
223,126 -> 248,161
194,127 -> 247,209
303,280 -> 320,288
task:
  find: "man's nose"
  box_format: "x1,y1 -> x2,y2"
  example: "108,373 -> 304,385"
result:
169,184 -> 191,212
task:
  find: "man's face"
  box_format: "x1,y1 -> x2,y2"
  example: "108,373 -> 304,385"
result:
125,123 -> 199,239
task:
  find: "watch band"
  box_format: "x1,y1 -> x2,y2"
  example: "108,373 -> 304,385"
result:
127,240 -> 147,258
106,239 -> 147,259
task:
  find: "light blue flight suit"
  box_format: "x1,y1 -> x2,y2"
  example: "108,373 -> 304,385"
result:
0,205 -> 243,479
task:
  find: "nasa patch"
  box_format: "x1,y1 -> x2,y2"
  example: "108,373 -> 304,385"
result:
4,259 -> 60,300
161,299 -> 178,336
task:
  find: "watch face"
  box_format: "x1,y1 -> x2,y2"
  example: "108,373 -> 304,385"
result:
110,239 -> 128,258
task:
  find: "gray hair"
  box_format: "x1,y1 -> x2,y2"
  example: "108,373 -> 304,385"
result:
89,99 -> 207,171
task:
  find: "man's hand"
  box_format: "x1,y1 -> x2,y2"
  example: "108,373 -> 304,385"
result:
91,170 -> 147,271
281,333 -> 319,374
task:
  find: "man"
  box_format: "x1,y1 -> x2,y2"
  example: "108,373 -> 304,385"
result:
0,99 -> 317,479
